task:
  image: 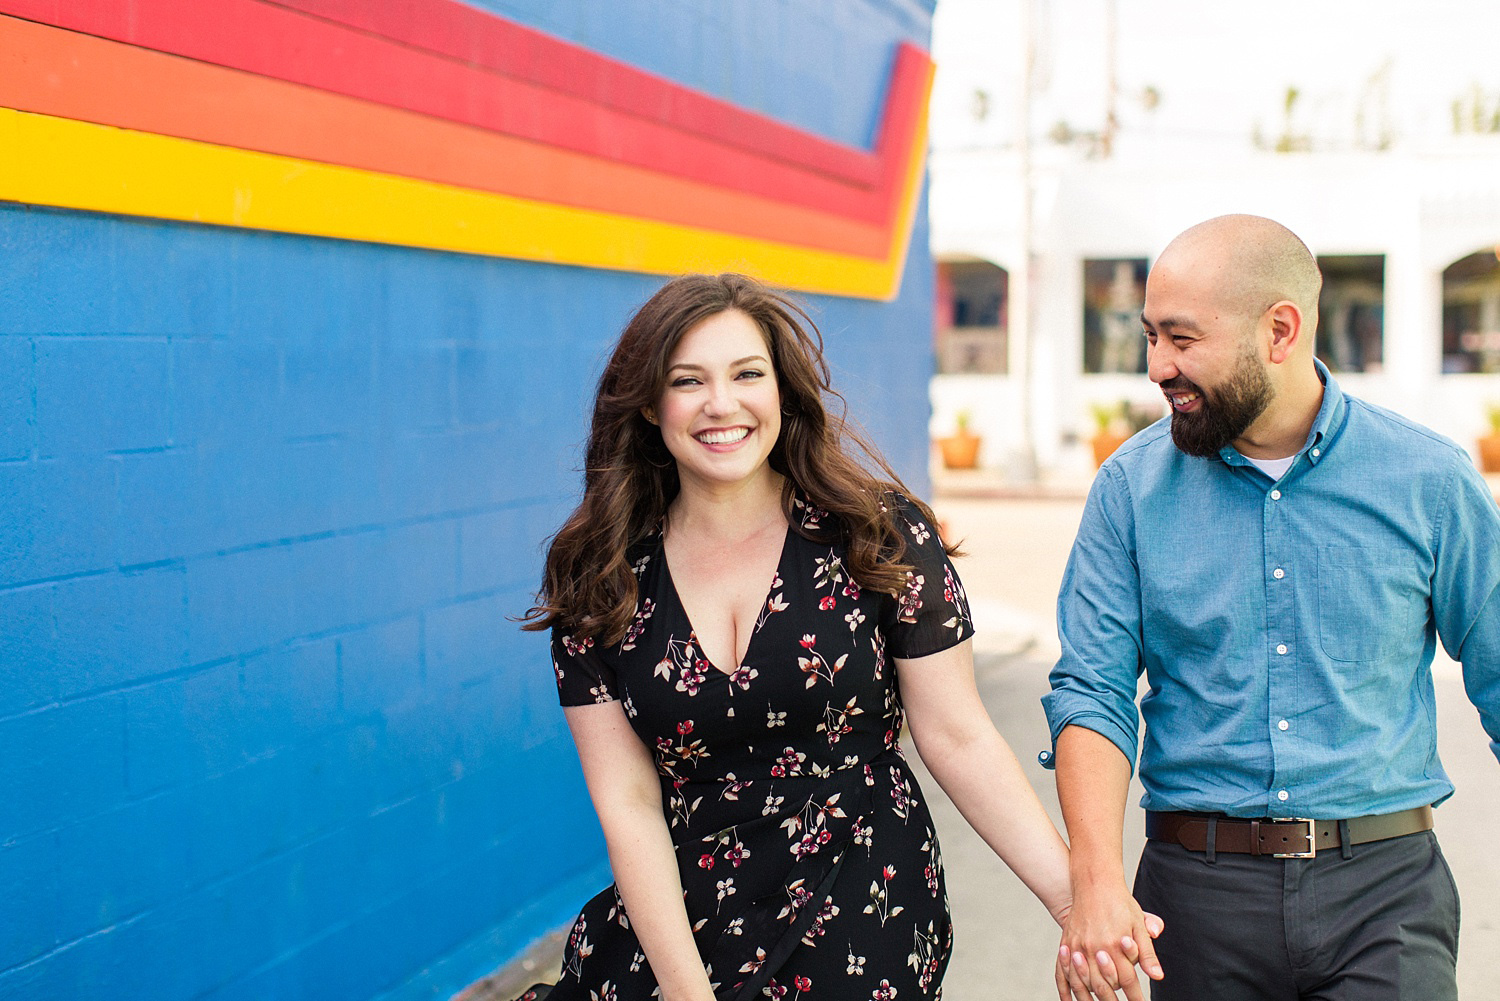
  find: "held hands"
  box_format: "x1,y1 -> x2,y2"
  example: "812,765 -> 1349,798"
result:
1054,886 -> 1163,1001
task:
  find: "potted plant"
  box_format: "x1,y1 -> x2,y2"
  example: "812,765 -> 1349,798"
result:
1089,401 -> 1131,468
937,409 -> 982,469
1479,403 -> 1500,473
1089,400 -> 1166,467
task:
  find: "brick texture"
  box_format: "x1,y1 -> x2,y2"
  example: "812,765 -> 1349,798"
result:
0,0 -> 936,997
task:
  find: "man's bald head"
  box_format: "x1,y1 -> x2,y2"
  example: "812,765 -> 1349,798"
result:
1156,215 -> 1322,331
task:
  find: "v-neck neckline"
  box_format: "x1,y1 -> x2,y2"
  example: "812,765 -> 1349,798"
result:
659,523 -> 793,677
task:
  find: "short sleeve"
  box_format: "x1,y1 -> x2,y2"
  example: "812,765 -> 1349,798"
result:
552,627 -> 620,706
881,494 -> 974,659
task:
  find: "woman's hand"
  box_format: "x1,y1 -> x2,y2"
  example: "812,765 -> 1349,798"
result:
1054,881 -> 1163,1001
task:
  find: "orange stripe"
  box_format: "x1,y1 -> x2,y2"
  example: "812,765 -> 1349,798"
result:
0,16 -> 889,258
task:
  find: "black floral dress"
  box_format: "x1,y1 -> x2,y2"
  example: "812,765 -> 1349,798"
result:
527,495 -> 972,1001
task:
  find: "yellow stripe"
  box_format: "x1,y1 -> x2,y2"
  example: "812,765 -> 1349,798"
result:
0,107 -> 925,300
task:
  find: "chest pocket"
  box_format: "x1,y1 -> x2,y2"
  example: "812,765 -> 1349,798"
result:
1317,544 -> 1427,663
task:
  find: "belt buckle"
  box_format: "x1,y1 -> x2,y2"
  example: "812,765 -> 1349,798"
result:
1270,817 -> 1316,858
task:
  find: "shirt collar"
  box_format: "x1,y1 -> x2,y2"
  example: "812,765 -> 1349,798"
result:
1300,358 -> 1342,465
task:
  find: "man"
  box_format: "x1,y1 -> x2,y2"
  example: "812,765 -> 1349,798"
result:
1042,215 -> 1500,1001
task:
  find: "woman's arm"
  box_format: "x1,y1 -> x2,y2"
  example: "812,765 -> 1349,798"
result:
564,701 -> 715,1001
894,638 -> 1073,923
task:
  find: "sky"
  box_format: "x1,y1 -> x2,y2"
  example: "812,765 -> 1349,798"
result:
931,0 -> 1500,158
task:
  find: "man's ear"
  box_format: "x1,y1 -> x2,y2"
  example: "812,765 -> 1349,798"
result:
1265,300 -> 1304,365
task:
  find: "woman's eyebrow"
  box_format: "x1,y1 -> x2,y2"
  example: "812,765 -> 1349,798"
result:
667,354 -> 769,372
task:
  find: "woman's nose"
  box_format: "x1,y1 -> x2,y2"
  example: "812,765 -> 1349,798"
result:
703,381 -> 736,415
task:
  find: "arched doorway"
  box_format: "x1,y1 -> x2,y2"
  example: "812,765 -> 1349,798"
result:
1442,248 -> 1500,373
935,257 -> 1008,374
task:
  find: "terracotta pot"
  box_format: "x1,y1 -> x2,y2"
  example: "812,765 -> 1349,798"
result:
1091,431 -> 1131,468
1479,433 -> 1500,473
937,432 -> 982,469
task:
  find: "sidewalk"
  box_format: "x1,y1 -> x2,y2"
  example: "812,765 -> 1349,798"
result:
471,492 -> 1496,1000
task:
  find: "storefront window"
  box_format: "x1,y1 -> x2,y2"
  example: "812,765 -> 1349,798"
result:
1316,255 -> 1385,373
1083,258 -> 1147,374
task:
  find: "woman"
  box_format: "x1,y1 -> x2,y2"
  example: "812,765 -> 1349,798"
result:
520,274 -> 1074,1001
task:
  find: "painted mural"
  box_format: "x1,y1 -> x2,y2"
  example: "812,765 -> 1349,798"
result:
0,2 -> 937,998
0,0 -> 931,298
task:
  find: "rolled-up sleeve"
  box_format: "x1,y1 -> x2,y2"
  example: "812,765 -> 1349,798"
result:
1041,463 -> 1145,772
1432,458 -> 1500,765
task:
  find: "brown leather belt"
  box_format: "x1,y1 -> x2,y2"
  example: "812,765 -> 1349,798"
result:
1146,805 -> 1433,859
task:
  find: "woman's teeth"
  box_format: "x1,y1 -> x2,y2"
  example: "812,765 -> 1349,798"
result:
696,428 -> 750,444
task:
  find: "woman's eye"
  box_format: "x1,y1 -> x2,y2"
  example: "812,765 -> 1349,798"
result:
736,369 -> 764,380
671,376 -> 700,387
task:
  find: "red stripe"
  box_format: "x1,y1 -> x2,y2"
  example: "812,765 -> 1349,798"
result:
267,0 -> 881,186
0,0 -> 928,224
0,15 -> 891,257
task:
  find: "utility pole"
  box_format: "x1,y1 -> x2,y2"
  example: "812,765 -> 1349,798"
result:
1013,0 -> 1039,481
1102,0 -> 1119,157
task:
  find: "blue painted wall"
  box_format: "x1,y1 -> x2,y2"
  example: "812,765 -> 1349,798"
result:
0,2 -> 936,998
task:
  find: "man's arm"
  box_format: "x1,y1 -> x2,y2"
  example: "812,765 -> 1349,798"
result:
1431,459 -> 1500,761
1055,726 -> 1163,1001
1041,465 -> 1165,999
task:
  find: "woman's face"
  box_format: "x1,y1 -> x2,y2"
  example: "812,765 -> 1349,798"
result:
649,308 -> 782,495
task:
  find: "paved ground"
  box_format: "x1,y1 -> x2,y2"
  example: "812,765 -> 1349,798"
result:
471,493 -> 1498,1001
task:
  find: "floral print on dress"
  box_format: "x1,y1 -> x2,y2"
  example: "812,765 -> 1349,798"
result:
535,494 -> 970,1001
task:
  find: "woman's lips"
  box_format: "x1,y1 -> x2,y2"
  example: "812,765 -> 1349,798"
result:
694,426 -> 751,447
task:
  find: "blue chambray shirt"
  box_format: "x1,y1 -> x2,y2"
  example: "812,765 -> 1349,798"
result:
1043,362 -> 1500,818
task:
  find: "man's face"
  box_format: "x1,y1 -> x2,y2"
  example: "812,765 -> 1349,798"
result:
1142,262 -> 1274,458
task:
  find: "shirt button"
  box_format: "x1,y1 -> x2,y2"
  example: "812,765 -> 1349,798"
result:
1276,643 -> 1288,655
1311,448 -> 1321,458
1270,489 -> 1282,500
1037,750 -> 1052,765
1273,568 -> 1285,579
1277,790 -> 1289,802
1278,719 -> 1290,731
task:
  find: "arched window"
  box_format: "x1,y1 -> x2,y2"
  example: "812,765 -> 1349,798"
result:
1442,249 -> 1500,374
935,258 -> 1008,374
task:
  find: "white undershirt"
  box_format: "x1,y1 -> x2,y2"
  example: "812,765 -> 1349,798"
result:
1246,454 -> 1296,479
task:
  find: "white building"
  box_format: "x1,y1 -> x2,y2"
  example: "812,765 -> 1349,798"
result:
927,1 -> 1500,482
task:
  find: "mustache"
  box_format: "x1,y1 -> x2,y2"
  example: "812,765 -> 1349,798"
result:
1160,377 -> 1199,395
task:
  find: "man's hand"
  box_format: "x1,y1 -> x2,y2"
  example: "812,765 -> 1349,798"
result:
1053,882 -> 1163,1001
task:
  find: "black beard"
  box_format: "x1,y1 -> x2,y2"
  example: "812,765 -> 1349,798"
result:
1166,352 -> 1273,458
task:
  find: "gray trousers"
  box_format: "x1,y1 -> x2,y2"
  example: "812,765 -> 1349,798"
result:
1133,831 -> 1459,1000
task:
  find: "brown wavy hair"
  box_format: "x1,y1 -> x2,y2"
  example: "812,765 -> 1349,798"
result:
521,273 -> 954,645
